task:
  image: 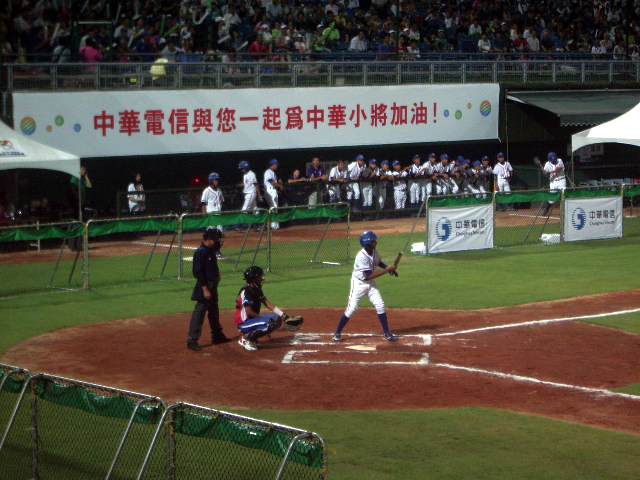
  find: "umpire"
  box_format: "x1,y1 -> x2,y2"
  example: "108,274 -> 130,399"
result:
187,227 -> 229,351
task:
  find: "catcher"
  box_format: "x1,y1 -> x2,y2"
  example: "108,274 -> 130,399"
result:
235,265 -> 303,351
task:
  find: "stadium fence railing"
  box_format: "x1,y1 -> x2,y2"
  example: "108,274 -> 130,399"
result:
0,371 -> 328,480
0,188 -> 638,296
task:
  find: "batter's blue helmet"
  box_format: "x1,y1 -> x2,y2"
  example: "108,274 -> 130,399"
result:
208,172 -> 220,183
548,152 -> 558,164
359,231 -> 378,248
238,160 -> 250,170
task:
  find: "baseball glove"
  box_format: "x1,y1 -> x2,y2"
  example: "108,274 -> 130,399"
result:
282,314 -> 304,332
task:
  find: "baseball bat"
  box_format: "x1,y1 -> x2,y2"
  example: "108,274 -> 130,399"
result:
390,252 -> 402,277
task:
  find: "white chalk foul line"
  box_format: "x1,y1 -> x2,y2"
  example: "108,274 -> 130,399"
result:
436,307 -> 640,337
435,363 -> 640,401
292,333 -> 432,346
283,349 -> 429,366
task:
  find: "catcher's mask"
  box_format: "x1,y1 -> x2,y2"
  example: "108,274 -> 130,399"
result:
243,265 -> 264,287
203,227 -> 224,248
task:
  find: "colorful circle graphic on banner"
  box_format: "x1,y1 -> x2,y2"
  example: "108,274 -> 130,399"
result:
467,103 -> 472,109
571,207 -> 587,230
435,217 -> 453,241
55,115 -> 64,127
443,109 -> 450,118
20,117 -> 36,135
455,110 -> 462,120
46,125 -> 53,132
480,100 -> 492,116
74,123 -> 82,132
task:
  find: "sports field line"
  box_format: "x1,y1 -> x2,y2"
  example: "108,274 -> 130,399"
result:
507,213 -> 561,220
132,241 -> 197,250
436,307 -> 640,337
435,363 -> 640,401
282,349 -> 430,366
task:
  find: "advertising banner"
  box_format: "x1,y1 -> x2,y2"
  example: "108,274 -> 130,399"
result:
563,197 -> 622,242
13,84 -> 499,157
428,204 -> 494,254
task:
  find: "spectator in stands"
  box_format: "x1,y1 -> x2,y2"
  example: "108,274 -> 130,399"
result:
477,32 -> 492,52
468,18 -> 482,36
527,30 -> 540,53
79,37 -> 104,68
310,24 -> 330,53
248,33 -> 269,60
349,29 -> 368,52
407,38 -> 420,59
377,33 -> 393,59
0,190 -> 16,223
540,30 -> 555,52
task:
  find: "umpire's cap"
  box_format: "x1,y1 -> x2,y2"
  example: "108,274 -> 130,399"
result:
203,226 -> 223,242
208,172 -> 220,183
359,231 -> 378,248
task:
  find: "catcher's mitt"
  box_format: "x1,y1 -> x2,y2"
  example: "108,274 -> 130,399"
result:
282,314 -> 304,332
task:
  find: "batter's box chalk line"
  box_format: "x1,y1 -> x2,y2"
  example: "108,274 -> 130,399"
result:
282,349 -> 429,366
291,333 -> 432,346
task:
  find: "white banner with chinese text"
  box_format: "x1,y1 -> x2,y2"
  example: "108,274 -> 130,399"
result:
428,204 -> 494,254
13,84 -> 499,157
563,197 -> 622,242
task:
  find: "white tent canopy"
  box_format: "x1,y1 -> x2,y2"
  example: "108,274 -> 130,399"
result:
572,102 -> 640,152
0,119 -> 79,177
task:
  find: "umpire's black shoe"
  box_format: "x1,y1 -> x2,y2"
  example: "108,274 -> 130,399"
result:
187,343 -> 202,351
212,334 -> 231,345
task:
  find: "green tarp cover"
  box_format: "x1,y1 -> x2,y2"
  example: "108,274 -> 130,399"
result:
495,191 -> 561,203
174,410 -> 323,468
272,205 -> 348,222
33,378 -> 162,424
623,185 -> 640,197
183,211 -> 269,229
565,187 -> 622,198
0,223 -> 83,243
89,218 -> 178,236
428,196 -> 492,207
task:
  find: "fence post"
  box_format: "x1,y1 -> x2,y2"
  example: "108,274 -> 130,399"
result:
178,214 -> 184,280
30,394 -> 40,480
83,221 -> 90,289
560,189 -> 566,243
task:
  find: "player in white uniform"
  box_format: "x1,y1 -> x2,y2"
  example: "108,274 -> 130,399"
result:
391,160 -> 408,209
346,154 -> 366,212
422,153 -> 438,197
201,172 -> 224,232
263,159 -> 282,230
435,154 -> 452,195
376,160 -> 393,209
466,161 -> 487,198
361,158 -> 378,210
328,159 -> 349,202
237,160 -> 261,230
127,172 -> 145,214
479,155 -> 493,193
542,151 -> 566,215
333,231 -> 398,342
408,154 -> 422,208
493,152 -> 514,211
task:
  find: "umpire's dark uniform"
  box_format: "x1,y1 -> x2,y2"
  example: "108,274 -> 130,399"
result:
188,240 -> 226,349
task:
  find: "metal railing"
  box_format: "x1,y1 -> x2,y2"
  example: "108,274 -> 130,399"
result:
4,58 -> 639,91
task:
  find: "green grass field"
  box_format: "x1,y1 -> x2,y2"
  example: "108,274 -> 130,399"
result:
1,234 -> 640,478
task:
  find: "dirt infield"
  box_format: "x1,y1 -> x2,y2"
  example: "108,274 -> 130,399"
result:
4,289 -> 640,434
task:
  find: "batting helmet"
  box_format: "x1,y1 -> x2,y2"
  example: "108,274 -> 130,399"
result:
548,152 -> 558,164
238,160 -> 250,170
208,172 -> 220,183
243,265 -> 264,285
359,231 -> 378,248
203,226 -> 223,243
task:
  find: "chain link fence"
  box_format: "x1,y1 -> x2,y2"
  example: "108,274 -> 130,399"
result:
0,364 -> 31,439
0,221 -> 85,296
138,402 -> 327,480
623,185 -> 640,238
86,215 -> 181,288
0,374 -> 166,480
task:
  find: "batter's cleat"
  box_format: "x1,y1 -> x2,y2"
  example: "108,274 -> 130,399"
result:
187,343 -> 202,351
383,332 -> 398,342
332,333 -> 344,342
238,336 -> 258,351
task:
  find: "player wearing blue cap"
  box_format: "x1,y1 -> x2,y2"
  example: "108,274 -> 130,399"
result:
200,172 -> 224,236
435,153 -> 452,194
376,160 -> 393,209
236,161 -> 262,230
328,159 -> 349,203
408,154 -> 422,208
391,160 -> 408,209
333,231 -> 398,342
264,159 -> 282,230
361,158 -> 378,210
493,152 -> 514,211
467,160 -> 487,198
479,155 -> 492,193
542,151 -> 566,215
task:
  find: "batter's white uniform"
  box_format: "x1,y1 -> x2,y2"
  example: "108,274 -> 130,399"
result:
328,165 -> 347,202
346,161 -> 364,206
543,159 -> 567,191
344,247 -> 386,318
263,168 -> 279,229
242,170 -> 258,212
391,170 -> 408,209
493,161 -> 513,192
200,185 -> 224,231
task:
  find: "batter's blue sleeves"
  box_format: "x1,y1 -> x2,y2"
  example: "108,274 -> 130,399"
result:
335,314 -> 350,335
377,312 -> 390,334
378,262 -> 388,269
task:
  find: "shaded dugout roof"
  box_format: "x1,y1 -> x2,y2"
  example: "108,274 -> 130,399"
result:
507,90 -> 640,127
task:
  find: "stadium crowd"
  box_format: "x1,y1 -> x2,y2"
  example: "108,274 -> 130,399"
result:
3,0 -> 640,64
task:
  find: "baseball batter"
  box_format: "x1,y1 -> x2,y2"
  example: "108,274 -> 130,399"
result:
333,231 -> 398,342
201,172 -> 224,232
264,159 -> 282,230
543,151 -> 566,215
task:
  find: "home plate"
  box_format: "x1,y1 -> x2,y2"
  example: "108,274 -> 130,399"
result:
347,345 -> 376,351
